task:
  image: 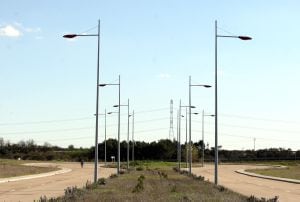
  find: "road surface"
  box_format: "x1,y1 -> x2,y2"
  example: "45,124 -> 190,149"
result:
0,162 -> 116,202
191,164 -> 300,202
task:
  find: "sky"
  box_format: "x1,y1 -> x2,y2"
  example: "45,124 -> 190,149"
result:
0,0 -> 300,150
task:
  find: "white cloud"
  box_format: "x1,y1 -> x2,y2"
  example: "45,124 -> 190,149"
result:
0,25 -> 22,37
157,73 -> 171,79
0,22 -> 42,38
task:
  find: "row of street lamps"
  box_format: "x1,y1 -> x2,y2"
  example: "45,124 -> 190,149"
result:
63,19 -> 252,185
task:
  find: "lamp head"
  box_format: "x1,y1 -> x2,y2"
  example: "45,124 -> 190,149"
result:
99,84 -> 107,87
203,85 -> 212,88
63,34 -> 77,38
113,105 -> 119,108
238,36 -> 252,40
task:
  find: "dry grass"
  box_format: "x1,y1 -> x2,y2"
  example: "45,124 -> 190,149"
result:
0,159 -> 58,178
246,164 -> 300,180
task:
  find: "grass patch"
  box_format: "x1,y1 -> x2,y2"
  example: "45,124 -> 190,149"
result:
0,159 -> 58,178
43,162 -> 260,202
246,164 -> 300,180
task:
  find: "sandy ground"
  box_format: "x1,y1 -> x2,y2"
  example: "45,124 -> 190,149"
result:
0,162 -> 116,202
191,164 -> 300,202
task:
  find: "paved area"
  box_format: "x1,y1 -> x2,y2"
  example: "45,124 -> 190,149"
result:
0,162 -> 116,202
191,164 -> 300,202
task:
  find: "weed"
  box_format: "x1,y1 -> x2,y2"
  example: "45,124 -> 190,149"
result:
110,173 -> 118,179
216,185 -> 227,192
182,195 -> 192,202
132,175 -> 145,193
247,195 -> 279,202
170,185 -> 177,192
136,166 -> 144,171
97,178 -> 106,185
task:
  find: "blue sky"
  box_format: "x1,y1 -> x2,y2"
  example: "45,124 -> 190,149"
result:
0,1 -> 300,150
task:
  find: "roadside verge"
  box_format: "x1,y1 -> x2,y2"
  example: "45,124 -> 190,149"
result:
235,169 -> 300,184
0,164 -> 72,184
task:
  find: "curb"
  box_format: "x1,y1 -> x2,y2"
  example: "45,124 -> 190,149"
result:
0,166 -> 72,184
235,169 -> 300,184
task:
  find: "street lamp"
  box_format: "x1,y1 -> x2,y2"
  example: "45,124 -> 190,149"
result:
114,99 -> 130,170
132,110 -> 135,163
63,20 -> 100,184
201,110 -> 214,167
94,109 -> 108,166
99,75 -> 121,174
189,76 -> 211,175
215,20 -> 252,185
179,104 -> 196,169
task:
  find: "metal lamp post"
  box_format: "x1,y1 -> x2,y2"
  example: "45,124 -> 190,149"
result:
188,76 -> 211,175
132,110 -> 135,163
99,75 -> 121,174
179,104 -> 195,169
114,99 -> 130,170
94,109 -> 108,166
215,20 -> 252,185
201,110 -> 214,167
63,20 -> 100,183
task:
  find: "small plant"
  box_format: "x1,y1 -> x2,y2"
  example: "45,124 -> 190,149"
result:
170,185 -> 177,192
110,173 -> 118,179
119,170 -> 126,175
216,185 -> 226,192
85,180 -> 98,190
132,175 -> 145,193
136,166 -> 144,171
158,171 -> 168,179
182,195 -> 192,202
247,195 -> 279,202
97,177 -> 106,185
173,167 -> 179,172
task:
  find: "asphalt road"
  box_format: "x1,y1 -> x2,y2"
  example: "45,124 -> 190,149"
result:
0,162 -> 116,202
191,164 -> 300,202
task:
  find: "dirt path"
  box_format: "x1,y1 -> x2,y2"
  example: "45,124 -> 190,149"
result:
0,162 -> 116,202
191,164 -> 300,202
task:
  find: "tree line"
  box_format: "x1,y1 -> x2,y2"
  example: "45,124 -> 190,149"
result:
0,137 -> 299,162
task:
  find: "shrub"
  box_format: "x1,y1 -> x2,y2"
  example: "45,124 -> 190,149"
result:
136,166 -> 144,171
132,175 -> 146,193
97,178 -> 106,185
247,195 -> 279,202
110,173 -> 118,179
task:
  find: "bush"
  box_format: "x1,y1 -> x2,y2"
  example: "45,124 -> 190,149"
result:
247,195 -> 279,202
110,173 -> 118,179
97,178 -> 106,185
136,166 -> 144,171
132,175 -> 145,193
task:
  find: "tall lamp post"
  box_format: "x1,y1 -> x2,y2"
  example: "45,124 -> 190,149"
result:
132,110 -> 135,163
63,20 -> 100,183
215,20 -> 252,185
177,101 -> 185,171
201,110 -> 214,167
94,109 -> 108,166
179,104 -> 195,168
99,75 -> 121,174
189,76 -> 211,175
114,99 -> 130,170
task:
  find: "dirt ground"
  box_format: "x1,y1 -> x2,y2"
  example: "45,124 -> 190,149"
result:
0,162 -> 116,202
191,164 -> 300,202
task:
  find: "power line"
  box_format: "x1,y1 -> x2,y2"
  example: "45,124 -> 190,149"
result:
220,113 -> 300,125
0,117 -> 93,126
192,119 -> 300,134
